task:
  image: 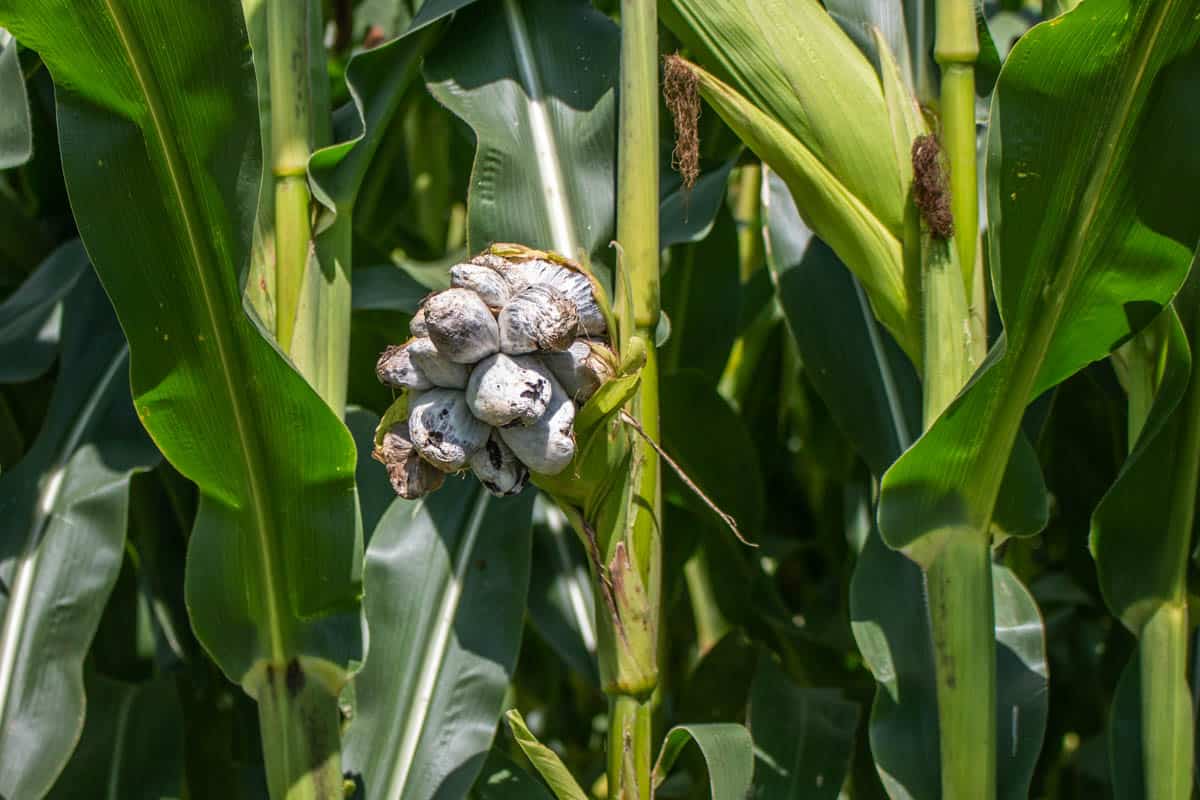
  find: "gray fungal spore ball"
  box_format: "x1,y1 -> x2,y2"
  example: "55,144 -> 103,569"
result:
502,259 -> 606,337
450,262 -> 513,309
498,283 -> 579,354
423,288 -> 500,364
469,430 -> 529,496
408,388 -> 490,472
499,376 -> 577,475
376,342 -> 433,391
466,353 -> 553,427
541,338 -> 616,403
409,307 -> 428,337
407,337 -> 469,389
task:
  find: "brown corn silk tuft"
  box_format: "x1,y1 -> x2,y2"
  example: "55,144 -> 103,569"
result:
912,134 -> 954,239
663,55 -> 700,192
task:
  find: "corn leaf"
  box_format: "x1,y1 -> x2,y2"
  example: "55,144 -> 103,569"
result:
504,710 -> 589,800
46,674 -> 184,800
764,167 -> 1049,798
1092,287 -> 1197,797
651,722 -> 754,800
0,27 -> 30,169
343,476 -> 536,799
0,0 -> 364,690
0,239 -> 88,384
470,749 -> 556,800
424,0 -> 618,281
747,655 -> 858,800
878,0 -> 1200,566
0,273 -> 158,799
660,0 -> 918,357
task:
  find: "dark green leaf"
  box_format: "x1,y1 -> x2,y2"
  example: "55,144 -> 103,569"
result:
528,496 -> 598,685
0,273 -> 157,798
748,654 -> 858,800
0,239 -> 88,383
47,674 -> 184,800
660,156 -> 737,250
424,0 -> 618,281
343,481 -> 535,799
661,370 -> 765,537
470,748 -> 556,800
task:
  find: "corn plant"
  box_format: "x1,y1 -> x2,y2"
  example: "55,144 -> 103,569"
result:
0,0 -> 1198,799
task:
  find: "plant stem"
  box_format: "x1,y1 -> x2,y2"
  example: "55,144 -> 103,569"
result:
254,662 -> 344,800
1136,304 -> 1200,800
934,0 -> 979,295
925,529 -> 997,800
267,0 -> 313,355
923,225 -> 991,797
609,0 -> 661,796
608,695 -> 653,800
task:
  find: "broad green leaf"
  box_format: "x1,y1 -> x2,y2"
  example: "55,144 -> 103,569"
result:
342,480 -> 535,800
651,723 -> 754,800
0,27 -> 30,169
747,655 -> 858,800
469,748 -> 555,800
878,0 -> 1200,565
424,0 -> 618,279
0,239 -> 88,384
660,0 -> 918,357
661,370 -> 765,537
527,495 -> 598,685
0,0 -> 364,687
47,674 -> 184,800
822,0 -> 916,91
503,710 -> 588,800
0,273 -> 158,799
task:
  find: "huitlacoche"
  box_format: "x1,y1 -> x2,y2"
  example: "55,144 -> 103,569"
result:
373,246 -> 614,499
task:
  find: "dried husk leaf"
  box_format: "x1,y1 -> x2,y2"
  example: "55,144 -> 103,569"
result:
465,353 -> 553,427
408,387 -> 490,471
376,342 -> 433,390
372,422 -> 446,499
423,288 -> 501,363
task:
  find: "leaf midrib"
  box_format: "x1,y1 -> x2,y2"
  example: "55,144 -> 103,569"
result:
501,0 -> 580,259
99,0 -> 286,661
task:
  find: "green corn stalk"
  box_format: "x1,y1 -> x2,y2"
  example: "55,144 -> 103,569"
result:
607,1 -> 662,796
262,0 -> 346,793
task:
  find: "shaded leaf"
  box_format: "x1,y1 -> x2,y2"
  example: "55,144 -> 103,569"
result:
747,655 -> 858,800
0,239 -> 88,384
424,0 -> 619,281
343,480 -> 535,800
469,748 -> 555,800
0,273 -> 157,799
47,674 -> 184,800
